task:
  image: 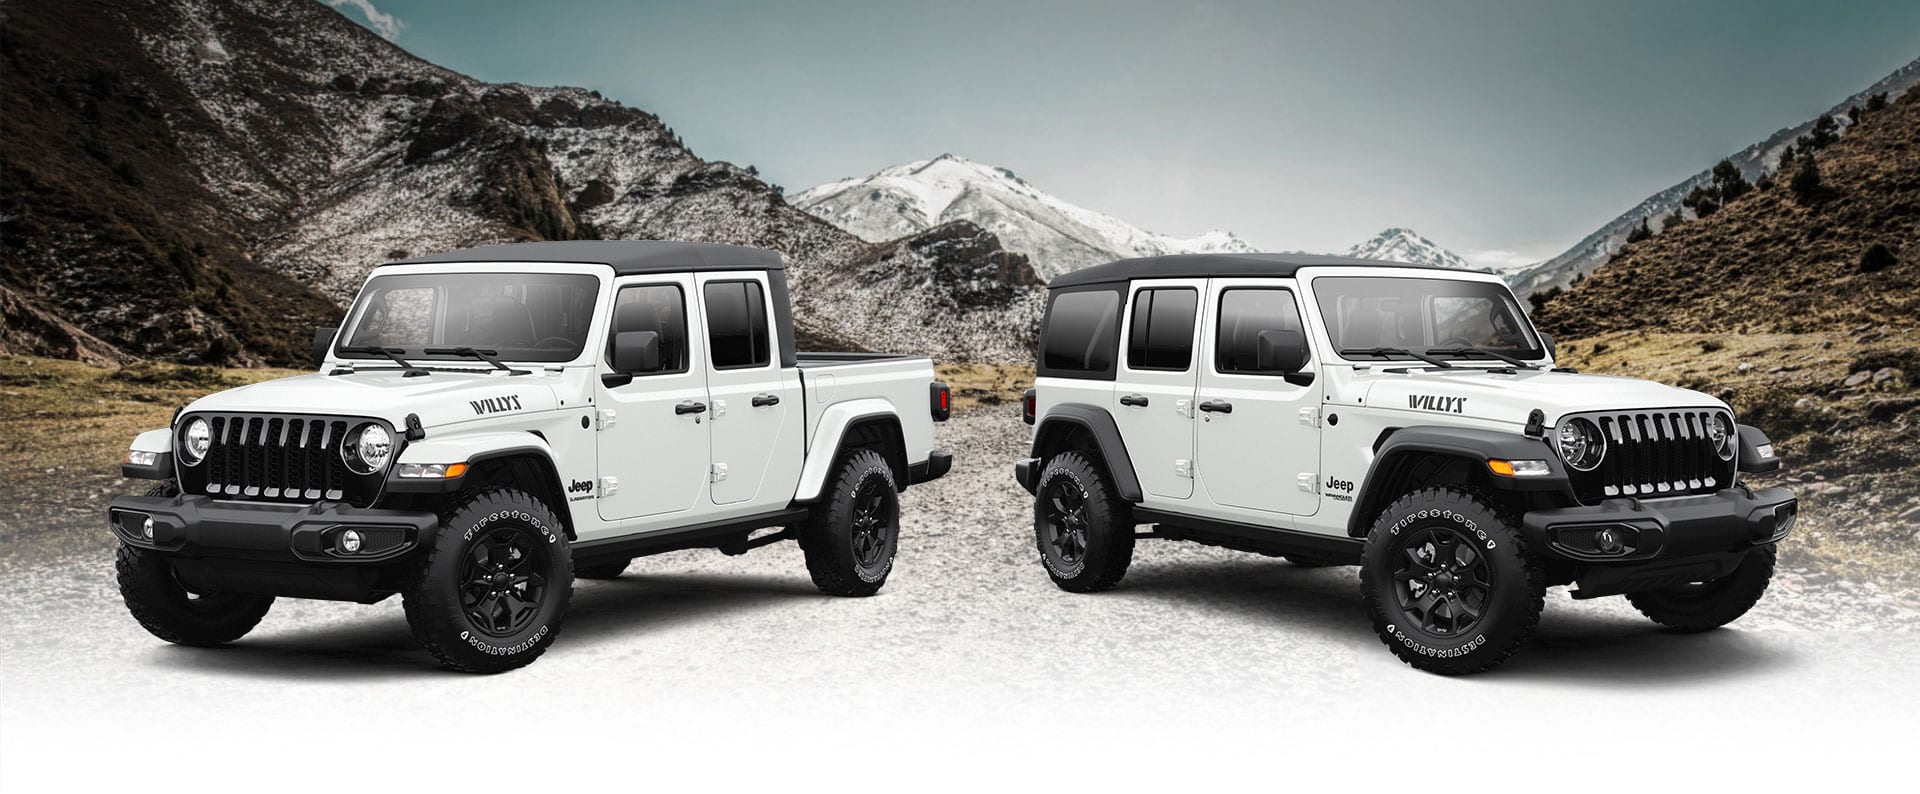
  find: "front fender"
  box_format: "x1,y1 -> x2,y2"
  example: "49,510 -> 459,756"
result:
793,398 -> 899,502
386,431 -> 559,494
1346,426 -> 1569,537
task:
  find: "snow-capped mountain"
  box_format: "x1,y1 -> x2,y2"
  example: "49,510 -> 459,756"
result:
791,155 -> 1256,280
1,0 -> 1043,365
1344,228 -> 1480,271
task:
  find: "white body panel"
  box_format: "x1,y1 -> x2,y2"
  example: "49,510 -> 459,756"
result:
1032,264 -> 1739,539
132,259 -> 942,545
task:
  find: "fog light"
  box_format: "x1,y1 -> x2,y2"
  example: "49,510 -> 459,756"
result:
339,529 -> 364,554
141,517 -> 155,540
1594,526 -> 1623,554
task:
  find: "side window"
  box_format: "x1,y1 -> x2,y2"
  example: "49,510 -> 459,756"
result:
703,280 -> 770,370
1126,287 -> 1198,371
608,284 -> 689,375
1215,288 -> 1308,375
1038,288 -> 1122,379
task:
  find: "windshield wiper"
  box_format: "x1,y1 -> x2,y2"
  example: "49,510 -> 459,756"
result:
339,345 -> 429,377
426,346 -> 530,375
1426,346 -> 1539,369
1340,346 -> 1452,369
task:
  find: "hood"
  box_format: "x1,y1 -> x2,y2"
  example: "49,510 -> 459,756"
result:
182,370 -> 561,431
1356,367 -> 1726,428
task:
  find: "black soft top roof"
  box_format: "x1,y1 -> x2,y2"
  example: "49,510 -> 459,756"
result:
1047,252 -> 1446,288
384,240 -> 783,275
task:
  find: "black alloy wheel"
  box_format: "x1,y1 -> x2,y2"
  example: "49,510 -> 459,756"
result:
1391,526 -> 1493,637
850,477 -> 897,570
1041,478 -> 1090,568
460,526 -> 552,637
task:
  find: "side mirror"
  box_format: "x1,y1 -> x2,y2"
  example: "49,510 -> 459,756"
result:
1256,329 -> 1310,373
312,327 -> 338,368
611,330 -> 663,374
1537,331 -> 1557,359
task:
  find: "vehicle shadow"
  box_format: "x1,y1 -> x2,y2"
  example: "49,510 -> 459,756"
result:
145,573 -> 821,679
1111,559 -> 1796,685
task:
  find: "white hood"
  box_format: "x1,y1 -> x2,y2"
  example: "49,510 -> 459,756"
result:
182,369 -> 562,431
1356,367 -> 1727,428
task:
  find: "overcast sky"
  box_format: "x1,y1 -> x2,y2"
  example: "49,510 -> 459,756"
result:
331,0 -> 1920,268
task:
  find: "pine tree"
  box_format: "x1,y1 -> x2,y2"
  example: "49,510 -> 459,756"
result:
1789,155 -> 1822,201
1865,92 -> 1889,113
1710,158 -> 1751,203
1626,216 -> 1653,243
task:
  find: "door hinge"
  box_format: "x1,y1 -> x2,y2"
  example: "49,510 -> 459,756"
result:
711,399 -> 727,418
710,463 -> 729,483
1174,459 -> 1193,479
596,409 -> 617,430
1296,472 -> 1317,493
1298,407 -> 1321,428
599,476 -> 619,497
1175,398 -> 1193,419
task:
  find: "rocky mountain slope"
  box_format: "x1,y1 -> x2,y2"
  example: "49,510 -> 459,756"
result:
1532,88 -> 1920,562
0,0 -> 1042,365
791,154 -> 1255,281
1511,55 -> 1920,297
1343,227 -> 1480,272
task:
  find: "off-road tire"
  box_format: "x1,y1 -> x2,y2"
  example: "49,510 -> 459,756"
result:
402,487 -> 572,673
1361,487 -> 1544,675
1283,554 -> 1338,568
801,448 -> 900,597
573,557 -> 632,580
115,480 -> 275,646
1034,450 -> 1134,593
117,545 -> 275,646
1626,544 -> 1776,631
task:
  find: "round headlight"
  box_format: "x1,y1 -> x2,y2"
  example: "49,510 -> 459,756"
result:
1708,413 -> 1735,461
180,418 -> 212,465
1556,417 -> 1606,472
343,423 -> 393,474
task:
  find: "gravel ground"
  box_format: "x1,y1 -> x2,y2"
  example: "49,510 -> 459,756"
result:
4,407 -> 1918,789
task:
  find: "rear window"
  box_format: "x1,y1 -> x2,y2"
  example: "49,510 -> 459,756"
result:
1126,287 -> 1198,371
703,280 -> 771,369
1038,288 -> 1122,379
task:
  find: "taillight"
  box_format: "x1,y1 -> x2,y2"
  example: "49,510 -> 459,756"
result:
930,381 -> 951,422
1022,388 -> 1036,425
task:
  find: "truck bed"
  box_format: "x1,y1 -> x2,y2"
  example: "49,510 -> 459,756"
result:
794,351 -> 928,369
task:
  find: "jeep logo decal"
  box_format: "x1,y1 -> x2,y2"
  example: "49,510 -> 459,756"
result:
470,394 -> 524,415
1409,395 -> 1467,414
567,479 -> 594,494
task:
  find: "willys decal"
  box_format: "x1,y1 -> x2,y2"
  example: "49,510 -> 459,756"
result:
1408,394 -> 1467,414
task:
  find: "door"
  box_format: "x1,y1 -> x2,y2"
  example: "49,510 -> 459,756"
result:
1112,280 -> 1203,501
697,273 -> 801,507
1195,281 -> 1322,517
596,276 -> 713,523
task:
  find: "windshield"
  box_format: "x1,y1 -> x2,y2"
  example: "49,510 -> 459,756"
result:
337,272 -> 602,363
1311,276 -> 1544,361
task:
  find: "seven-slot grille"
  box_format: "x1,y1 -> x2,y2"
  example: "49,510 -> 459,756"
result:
183,414 -> 382,504
1572,409 -> 1734,503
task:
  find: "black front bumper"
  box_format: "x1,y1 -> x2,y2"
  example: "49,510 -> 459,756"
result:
108,494 -> 439,602
1522,485 -> 1796,598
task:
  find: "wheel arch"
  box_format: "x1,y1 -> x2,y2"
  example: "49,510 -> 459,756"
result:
1346,426 -> 1570,538
1031,403 -> 1142,502
392,434 -> 577,541
795,400 -> 908,502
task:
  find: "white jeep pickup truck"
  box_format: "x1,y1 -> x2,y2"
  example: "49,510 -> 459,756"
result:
110,241 -> 952,672
1014,253 -> 1795,674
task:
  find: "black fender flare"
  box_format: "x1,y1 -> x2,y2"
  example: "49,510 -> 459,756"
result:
1346,426 -> 1569,537
387,445 -> 577,541
1031,403 -> 1143,502
1736,424 -> 1781,473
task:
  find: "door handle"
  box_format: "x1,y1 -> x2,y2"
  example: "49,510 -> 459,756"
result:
675,401 -> 708,415
1198,400 -> 1233,414
751,394 -> 781,407
1119,394 -> 1149,408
